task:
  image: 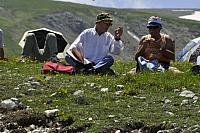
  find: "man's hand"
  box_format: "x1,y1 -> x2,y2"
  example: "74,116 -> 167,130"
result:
114,27 -> 123,40
149,52 -> 164,61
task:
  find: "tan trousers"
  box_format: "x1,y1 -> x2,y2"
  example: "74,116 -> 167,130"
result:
21,33 -> 58,61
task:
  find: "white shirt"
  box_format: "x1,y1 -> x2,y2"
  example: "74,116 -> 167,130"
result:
68,27 -> 124,63
0,29 -> 3,48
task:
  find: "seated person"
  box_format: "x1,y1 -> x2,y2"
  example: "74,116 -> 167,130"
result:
0,29 -> 5,60
135,16 -> 175,72
189,44 -> 200,63
177,37 -> 200,63
19,28 -> 68,62
65,13 -> 124,74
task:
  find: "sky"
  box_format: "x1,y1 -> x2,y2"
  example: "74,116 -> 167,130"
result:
53,0 -> 200,9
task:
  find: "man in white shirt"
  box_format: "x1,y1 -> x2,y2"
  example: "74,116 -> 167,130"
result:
65,12 -> 124,74
0,29 -> 5,60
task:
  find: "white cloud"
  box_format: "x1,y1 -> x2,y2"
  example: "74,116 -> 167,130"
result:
94,0 -> 149,8
53,0 -> 150,8
53,0 -> 199,8
53,0 -> 91,5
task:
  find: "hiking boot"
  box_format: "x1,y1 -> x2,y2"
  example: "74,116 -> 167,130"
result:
83,68 -> 96,75
49,55 -> 60,63
191,65 -> 200,75
96,68 -> 116,76
84,63 -> 94,70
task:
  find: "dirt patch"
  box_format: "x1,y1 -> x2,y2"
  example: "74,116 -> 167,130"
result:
0,109 -> 77,132
0,109 -> 199,132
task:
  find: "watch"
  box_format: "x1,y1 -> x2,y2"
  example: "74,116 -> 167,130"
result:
115,38 -> 121,41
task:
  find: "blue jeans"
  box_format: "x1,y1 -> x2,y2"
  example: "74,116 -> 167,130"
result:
65,54 -> 114,72
137,56 -> 169,72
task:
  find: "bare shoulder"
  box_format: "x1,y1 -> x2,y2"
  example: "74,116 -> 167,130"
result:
140,35 -> 149,41
163,34 -> 173,41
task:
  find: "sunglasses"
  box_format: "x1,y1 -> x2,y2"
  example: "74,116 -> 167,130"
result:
103,22 -> 113,26
147,26 -> 159,29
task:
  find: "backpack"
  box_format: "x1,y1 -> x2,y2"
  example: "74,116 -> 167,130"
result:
41,61 -> 75,74
191,65 -> 200,75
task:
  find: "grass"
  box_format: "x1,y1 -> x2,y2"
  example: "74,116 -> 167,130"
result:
0,1 -> 200,131
0,58 -> 199,131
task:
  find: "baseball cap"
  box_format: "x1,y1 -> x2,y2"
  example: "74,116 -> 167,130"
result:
96,13 -> 113,23
147,16 -> 162,28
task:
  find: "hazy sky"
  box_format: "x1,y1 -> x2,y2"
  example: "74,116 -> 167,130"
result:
54,0 -> 200,8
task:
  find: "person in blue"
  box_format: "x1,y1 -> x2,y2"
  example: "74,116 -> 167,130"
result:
65,12 -> 124,74
0,29 -> 5,60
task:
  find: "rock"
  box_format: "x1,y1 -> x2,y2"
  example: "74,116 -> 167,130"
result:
10,98 -> 19,102
0,113 -> 5,119
165,111 -> 175,116
90,83 -> 96,87
116,85 -> 124,90
115,130 -> 121,133
101,88 -> 109,92
164,99 -> 172,104
30,82 -> 41,86
73,90 -> 84,96
187,125 -> 200,132
44,76 -> 54,82
75,95 -> 87,105
131,129 -> 139,133
169,67 -> 184,74
32,129 -> 43,133
108,115 -> 115,118
28,77 -> 35,81
28,88 -> 36,91
193,96 -> 198,100
114,120 -> 119,123
23,83 -> 32,86
29,124 -> 36,130
179,90 -> 195,98
50,92 -> 57,97
181,99 -> 189,106
0,99 -> 18,110
133,96 -> 146,100
6,122 -> 18,130
115,91 -> 123,95
44,109 -> 59,117
157,127 -> 182,133
174,89 -> 180,93
14,87 -> 20,90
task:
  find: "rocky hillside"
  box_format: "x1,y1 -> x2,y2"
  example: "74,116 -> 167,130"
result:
1,0 -> 200,60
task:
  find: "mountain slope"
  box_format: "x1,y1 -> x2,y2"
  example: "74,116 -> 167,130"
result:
1,0 -> 200,60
